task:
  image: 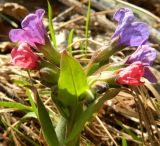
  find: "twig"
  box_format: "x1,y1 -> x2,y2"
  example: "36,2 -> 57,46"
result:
3,113 -> 21,146
59,0 -> 115,31
95,116 -> 118,146
66,38 -> 103,50
53,6 -> 75,22
56,9 -> 115,31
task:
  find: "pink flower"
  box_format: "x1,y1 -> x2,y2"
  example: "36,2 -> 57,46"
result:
9,9 -> 46,48
116,62 -> 144,86
10,43 -> 39,69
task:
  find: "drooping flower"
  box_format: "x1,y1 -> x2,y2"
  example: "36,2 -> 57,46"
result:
127,45 -> 157,66
10,43 -> 39,69
126,45 -> 157,83
112,8 -> 149,46
9,9 -> 46,48
116,61 -> 144,86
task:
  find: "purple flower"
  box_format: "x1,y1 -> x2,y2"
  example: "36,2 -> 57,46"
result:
113,8 -> 134,25
112,8 -> 149,47
9,9 -> 46,48
126,45 -> 157,83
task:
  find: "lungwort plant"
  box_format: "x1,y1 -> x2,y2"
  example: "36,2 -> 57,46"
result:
8,6 -> 157,146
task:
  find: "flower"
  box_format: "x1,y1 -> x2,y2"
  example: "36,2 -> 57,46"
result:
126,45 -> 157,83
116,61 -> 144,86
127,45 -> 157,66
113,8 -> 134,24
112,8 -> 149,46
10,43 -> 39,69
9,9 -> 46,48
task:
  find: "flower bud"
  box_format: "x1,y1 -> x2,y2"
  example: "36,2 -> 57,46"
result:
10,42 -> 39,69
116,61 -> 144,86
39,67 -> 59,87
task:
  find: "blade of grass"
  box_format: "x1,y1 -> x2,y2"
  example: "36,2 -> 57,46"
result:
0,13 -> 18,28
1,113 -> 39,146
122,137 -> 128,146
80,42 -> 85,52
48,0 -> 57,49
68,29 -> 74,55
0,101 -> 33,112
116,120 -> 142,142
26,88 -> 38,117
25,70 -> 38,117
85,0 -> 91,51
11,126 -> 39,146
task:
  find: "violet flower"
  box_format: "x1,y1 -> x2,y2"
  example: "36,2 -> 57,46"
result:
9,9 -> 46,48
112,8 -> 149,47
126,45 -> 157,83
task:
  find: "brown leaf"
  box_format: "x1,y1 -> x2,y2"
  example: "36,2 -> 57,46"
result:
0,2 -> 29,21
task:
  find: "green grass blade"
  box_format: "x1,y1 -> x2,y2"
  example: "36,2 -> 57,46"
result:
0,101 -> 33,111
68,29 -> 74,55
11,126 -> 39,146
26,88 -> 38,117
116,120 -> 142,142
122,137 -> 128,146
48,0 -> 57,49
85,0 -> 91,51
0,13 -> 18,28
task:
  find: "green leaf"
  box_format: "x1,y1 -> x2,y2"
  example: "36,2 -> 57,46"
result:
37,92 -> 60,146
0,101 -> 33,112
48,0 -> 57,49
26,86 -> 60,146
23,112 -> 37,119
13,79 -> 28,85
65,88 -> 121,143
55,116 -> 67,145
58,51 -> 88,106
51,92 -> 70,118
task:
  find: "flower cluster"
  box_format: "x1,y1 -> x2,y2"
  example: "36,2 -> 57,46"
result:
9,7 -> 157,86
114,8 -> 157,86
8,7 -> 158,146
9,9 -> 47,69
126,45 -> 157,83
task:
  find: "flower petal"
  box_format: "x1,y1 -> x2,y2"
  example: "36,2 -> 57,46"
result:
116,61 -> 144,86
144,67 -> 157,83
35,9 -> 45,19
127,45 -> 157,66
9,29 -> 37,48
9,9 -> 46,47
113,8 -> 134,24
120,22 -> 149,46
10,43 -> 39,69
